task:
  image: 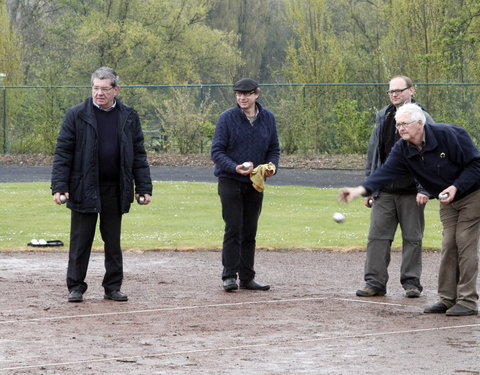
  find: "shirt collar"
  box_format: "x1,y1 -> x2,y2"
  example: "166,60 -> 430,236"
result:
407,126 -> 427,151
93,98 -> 117,112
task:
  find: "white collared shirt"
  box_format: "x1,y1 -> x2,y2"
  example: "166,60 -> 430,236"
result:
93,99 -> 117,112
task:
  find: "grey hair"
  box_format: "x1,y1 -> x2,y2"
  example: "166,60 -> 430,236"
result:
91,66 -> 120,87
395,103 -> 426,125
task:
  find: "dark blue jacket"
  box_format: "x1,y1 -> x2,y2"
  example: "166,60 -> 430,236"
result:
365,102 -> 433,196
211,103 -> 280,183
363,123 -> 480,201
51,97 -> 152,213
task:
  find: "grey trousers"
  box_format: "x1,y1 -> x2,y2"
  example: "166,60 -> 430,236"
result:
363,192 -> 424,292
438,189 -> 480,310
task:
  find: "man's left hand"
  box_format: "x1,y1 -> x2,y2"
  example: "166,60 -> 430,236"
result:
136,193 -> 152,205
416,193 -> 429,206
439,186 -> 457,204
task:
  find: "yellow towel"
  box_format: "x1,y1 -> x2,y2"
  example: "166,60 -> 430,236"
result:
250,162 -> 276,192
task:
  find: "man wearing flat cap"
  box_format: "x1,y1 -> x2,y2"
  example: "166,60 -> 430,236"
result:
211,78 -> 280,292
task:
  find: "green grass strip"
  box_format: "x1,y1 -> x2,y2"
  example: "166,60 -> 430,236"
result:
0,181 -> 442,251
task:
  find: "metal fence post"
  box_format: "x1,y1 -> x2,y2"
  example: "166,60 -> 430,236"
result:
2,87 -> 6,154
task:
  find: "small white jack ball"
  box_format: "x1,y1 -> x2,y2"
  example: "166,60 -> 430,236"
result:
438,193 -> 449,200
138,196 -> 145,204
332,212 -> 346,223
242,162 -> 252,169
59,194 -> 67,203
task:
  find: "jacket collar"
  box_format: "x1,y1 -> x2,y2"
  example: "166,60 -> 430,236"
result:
235,101 -> 263,116
421,124 -> 438,152
79,97 -> 124,124
93,98 -> 117,111
405,123 -> 437,158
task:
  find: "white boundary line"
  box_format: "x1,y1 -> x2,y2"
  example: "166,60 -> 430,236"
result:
2,322 -> 480,371
0,296 -> 403,325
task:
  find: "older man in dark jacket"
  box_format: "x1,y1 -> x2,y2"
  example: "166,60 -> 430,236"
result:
51,67 -> 152,303
339,103 -> 480,317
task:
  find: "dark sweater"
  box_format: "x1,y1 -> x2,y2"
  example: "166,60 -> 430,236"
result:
211,103 -> 280,183
94,106 -> 120,183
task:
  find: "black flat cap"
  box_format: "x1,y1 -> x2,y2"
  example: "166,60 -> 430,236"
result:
233,78 -> 258,92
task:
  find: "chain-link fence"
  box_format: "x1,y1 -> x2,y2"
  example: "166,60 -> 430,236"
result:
2,83 -> 480,155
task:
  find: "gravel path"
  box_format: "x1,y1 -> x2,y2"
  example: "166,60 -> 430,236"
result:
0,165 -> 365,187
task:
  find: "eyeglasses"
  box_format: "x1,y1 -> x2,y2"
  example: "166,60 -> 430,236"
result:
92,86 -> 115,93
395,120 -> 417,130
386,87 -> 410,96
235,91 -> 256,97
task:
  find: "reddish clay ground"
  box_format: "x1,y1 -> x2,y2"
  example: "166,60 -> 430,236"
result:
0,249 -> 479,374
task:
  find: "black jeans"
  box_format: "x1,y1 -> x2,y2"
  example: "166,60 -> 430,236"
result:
66,184 -> 123,294
218,177 -> 263,281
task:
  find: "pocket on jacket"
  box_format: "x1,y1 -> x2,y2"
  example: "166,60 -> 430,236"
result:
69,174 -> 83,203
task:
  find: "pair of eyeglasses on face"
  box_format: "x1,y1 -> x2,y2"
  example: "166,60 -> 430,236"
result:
386,87 -> 410,96
395,120 -> 417,130
92,86 -> 115,93
235,91 -> 256,97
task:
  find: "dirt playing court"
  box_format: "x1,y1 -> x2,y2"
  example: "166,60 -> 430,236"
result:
0,249 -> 479,374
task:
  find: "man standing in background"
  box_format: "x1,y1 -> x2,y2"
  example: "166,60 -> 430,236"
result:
51,66 -> 152,303
356,76 -> 434,298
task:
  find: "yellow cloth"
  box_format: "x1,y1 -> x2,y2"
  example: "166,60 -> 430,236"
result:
250,162 -> 276,192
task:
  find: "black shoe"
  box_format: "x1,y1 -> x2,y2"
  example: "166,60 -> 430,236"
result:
104,290 -> 128,301
240,279 -> 270,291
68,290 -> 83,302
446,303 -> 478,316
223,278 -> 238,292
356,286 -> 385,297
423,301 -> 448,314
405,288 -> 421,298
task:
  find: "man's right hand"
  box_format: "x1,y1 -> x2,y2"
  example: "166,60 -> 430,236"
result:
235,162 -> 253,176
53,192 -> 69,205
337,186 -> 367,203
364,196 -> 373,208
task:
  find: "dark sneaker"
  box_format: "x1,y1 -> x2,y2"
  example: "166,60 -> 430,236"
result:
405,288 -> 421,298
446,304 -> 478,316
356,287 -> 385,297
